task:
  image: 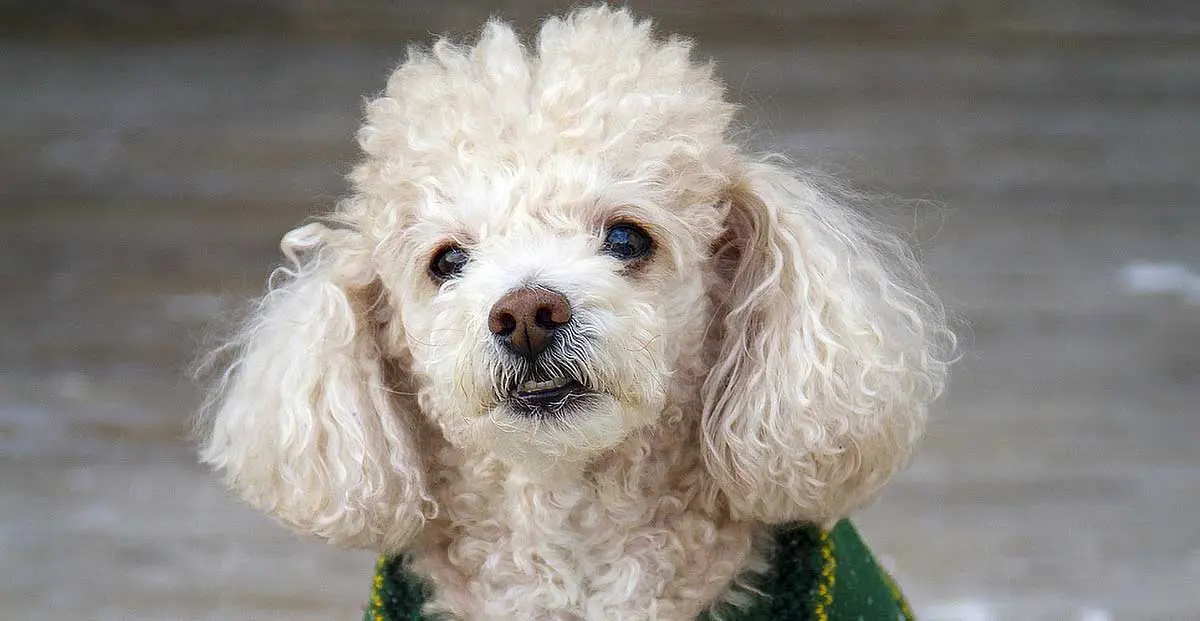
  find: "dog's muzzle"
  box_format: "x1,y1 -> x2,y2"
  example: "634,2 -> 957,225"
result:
488,286 -> 598,416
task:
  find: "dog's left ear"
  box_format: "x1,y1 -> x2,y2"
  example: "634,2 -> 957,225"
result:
702,159 -> 952,525
198,222 -> 432,552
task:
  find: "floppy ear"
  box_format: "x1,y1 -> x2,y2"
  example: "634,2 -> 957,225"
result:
702,160 -> 952,525
199,222 -> 433,552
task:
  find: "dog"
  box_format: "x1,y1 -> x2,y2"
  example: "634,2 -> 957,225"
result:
199,6 -> 952,620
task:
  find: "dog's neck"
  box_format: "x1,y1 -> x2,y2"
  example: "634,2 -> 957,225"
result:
410,395 -> 756,620
428,394 -> 723,525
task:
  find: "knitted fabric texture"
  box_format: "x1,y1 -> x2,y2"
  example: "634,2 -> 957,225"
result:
363,520 -> 914,621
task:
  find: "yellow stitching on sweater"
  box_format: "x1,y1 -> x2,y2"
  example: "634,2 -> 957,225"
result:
371,555 -> 387,621
814,529 -> 835,621
882,568 -> 916,621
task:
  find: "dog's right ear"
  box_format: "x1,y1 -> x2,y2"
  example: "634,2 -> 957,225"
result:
701,161 -> 952,526
198,222 -> 433,552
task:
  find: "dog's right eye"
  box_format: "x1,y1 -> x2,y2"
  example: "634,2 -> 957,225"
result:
429,245 -> 469,281
602,223 -> 653,262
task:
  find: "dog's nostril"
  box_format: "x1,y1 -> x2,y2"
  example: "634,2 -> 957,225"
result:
491,311 -> 517,336
535,306 -> 568,329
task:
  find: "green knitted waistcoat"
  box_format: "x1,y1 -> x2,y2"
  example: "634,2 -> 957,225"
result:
363,520 -> 914,621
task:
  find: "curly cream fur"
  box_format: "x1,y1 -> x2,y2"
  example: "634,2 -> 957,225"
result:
198,6 -> 952,619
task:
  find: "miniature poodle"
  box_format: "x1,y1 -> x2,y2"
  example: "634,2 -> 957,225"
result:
199,6 -> 952,620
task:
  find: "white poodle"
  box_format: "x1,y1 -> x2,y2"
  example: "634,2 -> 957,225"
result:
199,6 -> 952,620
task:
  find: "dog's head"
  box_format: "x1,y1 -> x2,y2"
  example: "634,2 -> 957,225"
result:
199,7 -> 952,552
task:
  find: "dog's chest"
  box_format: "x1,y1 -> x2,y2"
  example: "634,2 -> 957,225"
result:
410,468 -> 756,620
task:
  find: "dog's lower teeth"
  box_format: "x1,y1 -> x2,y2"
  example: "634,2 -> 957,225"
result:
518,378 -> 571,393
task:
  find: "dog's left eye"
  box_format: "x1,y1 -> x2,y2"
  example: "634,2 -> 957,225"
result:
602,223 -> 653,261
430,245 -> 470,281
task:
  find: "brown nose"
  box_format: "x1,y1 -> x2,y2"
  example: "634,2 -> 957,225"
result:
488,287 -> 572,358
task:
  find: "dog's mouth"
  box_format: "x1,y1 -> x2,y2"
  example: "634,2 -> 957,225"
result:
507,375 -> 595,414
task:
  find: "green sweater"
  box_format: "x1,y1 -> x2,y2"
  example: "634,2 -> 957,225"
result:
364,520 -> 914,621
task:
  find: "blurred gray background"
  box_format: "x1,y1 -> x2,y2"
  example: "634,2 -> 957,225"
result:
2,1 -> 1198,619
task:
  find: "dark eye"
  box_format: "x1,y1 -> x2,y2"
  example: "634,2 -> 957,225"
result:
429,245 -> 469,281
602,223 -> 653,261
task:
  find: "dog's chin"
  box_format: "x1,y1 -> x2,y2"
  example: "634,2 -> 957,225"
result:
478,392 -> 653,469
